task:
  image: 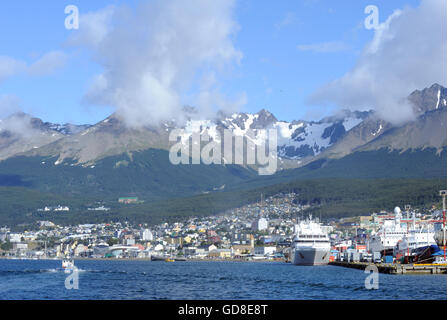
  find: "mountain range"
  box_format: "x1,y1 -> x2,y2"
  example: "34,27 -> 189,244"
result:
4,84 -> 447,167
1,83 -> 447,225
0,105 -> 372,167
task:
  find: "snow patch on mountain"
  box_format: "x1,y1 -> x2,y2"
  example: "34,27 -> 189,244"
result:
182,119 -> 220,143
372,124 -> 383,136
175,110 -> 366,160
273,116 -> 363,159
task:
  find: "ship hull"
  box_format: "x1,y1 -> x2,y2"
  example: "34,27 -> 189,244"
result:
150,255 -> 166,261
292,247 -> 330,266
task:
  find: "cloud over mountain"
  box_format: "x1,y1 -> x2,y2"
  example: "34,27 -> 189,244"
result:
70,0 -> 244,128
0,95 -> 21,119
309,0 -> 447,125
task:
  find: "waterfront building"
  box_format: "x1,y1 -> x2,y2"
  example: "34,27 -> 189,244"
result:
74,244 -> 88,256
231,244 -> 253,256
208,249 -> 232,259
92,243 -> 110,257
254,246 -> 277,256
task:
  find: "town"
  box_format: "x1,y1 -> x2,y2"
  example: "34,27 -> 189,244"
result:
1,192 -> 445,264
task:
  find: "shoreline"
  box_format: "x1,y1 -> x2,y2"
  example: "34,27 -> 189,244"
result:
0,256 -> 287,263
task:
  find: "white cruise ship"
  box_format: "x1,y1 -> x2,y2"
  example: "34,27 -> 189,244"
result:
291,216 -> 331,266
394,220 -> 436,256
368,206 -> 436,254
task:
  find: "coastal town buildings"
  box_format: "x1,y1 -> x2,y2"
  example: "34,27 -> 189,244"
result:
0,193 -> 441,262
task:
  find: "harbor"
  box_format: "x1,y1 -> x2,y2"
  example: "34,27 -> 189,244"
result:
317,190 -> 447,274
329,260 -> 447,274
2,190 -> 447,273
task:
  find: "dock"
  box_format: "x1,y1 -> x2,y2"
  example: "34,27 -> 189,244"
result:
329,261 -> 447,274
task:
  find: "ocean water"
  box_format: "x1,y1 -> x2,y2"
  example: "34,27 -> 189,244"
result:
0,259 -> 446,300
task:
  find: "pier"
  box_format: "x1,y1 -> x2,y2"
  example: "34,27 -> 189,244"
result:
329,261 -> 447,274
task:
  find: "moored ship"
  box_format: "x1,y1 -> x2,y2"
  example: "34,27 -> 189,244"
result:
291,216 -> 331,266
62,256 -> 75,273
369,207 -> 437,256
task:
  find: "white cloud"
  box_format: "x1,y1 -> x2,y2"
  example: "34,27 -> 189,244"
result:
309,0 -> 447,125
0,95 -> 21,118
0,96 -> 39,138
275,12 -> 297,30
28,51 -> 67,76
66,5 -> 116,49
297,41 -> 350,53
71,0 -> 244,128
0,51 -> 67,82
0,112 -> 40,138
0,56 -> 26,83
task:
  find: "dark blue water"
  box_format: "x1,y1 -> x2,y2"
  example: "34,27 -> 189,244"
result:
1,259 -> 446,300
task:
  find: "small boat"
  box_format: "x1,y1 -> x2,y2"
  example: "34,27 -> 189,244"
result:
164,258 -> 175,262
62,256 -> 75,273
151,255 -> 165,261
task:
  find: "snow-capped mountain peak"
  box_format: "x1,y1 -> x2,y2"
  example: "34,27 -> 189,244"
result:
178,109 -> 368,161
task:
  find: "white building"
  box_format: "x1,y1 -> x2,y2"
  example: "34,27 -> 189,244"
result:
183,246 -> 198,256
125,238 -> 135,246
254,246 -> 277,256
8,233 -> 22,243
141,229 -> 154,241
252,218 -> 268,232
153,244 -> 164,251
13,243 -> 28,250
74,244 -> 88,256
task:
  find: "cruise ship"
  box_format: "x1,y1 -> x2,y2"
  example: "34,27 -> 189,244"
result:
291,216 -> 331,266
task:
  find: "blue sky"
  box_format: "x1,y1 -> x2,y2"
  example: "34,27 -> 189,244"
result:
0,0 -> 421,125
